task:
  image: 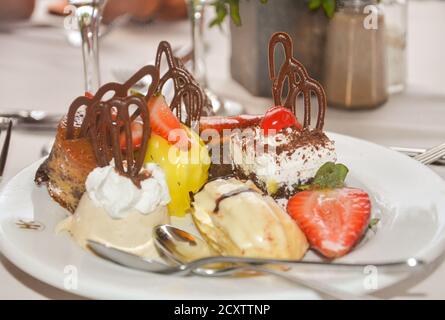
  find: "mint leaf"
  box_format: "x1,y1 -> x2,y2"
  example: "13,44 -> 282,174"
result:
368,218 -> 380,230
296,162 -> 349,191
312,162 -> 349,189
296,184 -> 312,191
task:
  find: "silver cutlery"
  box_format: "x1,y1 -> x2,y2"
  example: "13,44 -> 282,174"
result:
87,224 -> 423,300
153,225 -> 424,272
391,146 -> 445,165
413,142 -> 445,165
87,240 -> 367,300
0,111 -> 61,131
0,120 -> 13,181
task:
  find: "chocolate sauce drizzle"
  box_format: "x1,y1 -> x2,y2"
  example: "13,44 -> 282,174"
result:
155,41 -> 209,127
269,32 -> 326,130
214,187 -> 256,212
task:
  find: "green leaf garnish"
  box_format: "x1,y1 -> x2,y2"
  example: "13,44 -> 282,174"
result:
368,218 -> 380,230
312,162 -> 349,189
297,162 -> 349,191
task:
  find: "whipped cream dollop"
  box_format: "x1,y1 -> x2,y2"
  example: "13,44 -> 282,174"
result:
85,163 -> 170,219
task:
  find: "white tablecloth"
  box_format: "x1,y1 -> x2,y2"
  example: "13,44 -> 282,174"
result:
0,0 -> 444,299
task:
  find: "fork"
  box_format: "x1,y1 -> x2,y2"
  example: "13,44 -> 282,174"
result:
414,142 -> 445,165
0,120 -> 13,182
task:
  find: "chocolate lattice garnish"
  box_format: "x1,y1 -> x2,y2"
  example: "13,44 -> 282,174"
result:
65,65 -> 158,185
155,41 -> 208,127
268,32 -> 326,130
66,64 -> 159,140
79,95 -> 150,186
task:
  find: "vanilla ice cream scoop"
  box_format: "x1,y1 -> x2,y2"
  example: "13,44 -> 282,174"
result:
58,162 -> 170,258
191,178 -> 308,259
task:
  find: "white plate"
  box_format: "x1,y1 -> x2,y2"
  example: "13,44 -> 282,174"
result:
1,133 -> 445,299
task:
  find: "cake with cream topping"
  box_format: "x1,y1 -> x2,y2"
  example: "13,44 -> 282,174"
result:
230,124 -> 336,198
230,31 -> 336,201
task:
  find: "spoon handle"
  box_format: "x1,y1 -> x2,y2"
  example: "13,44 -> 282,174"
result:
246,266 -> 379,300
187,256 -> 424,272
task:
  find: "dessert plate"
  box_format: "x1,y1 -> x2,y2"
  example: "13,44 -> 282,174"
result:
1,132 -> 445,299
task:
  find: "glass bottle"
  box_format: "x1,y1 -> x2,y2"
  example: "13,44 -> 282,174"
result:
323,0 -> 388,109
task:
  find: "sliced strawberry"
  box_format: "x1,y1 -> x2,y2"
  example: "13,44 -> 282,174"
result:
198,114 -> 264,135
119,121 -> 143,151
287,188 -> 371,259
147,95 -> 189,149
85,91 -> 94,99
260,106 -> 302,135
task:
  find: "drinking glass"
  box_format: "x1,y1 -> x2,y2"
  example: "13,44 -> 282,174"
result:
69,0 -> 106,94
382,0 -> 407,94
186,0 -> 243,116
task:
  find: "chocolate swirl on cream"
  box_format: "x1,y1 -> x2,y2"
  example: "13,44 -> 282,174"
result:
155,41 -> 209,127
269,32 -> 326,130
214,187 -> 256,213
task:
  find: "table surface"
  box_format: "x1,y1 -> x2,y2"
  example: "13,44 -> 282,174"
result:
0,0 -> 445,300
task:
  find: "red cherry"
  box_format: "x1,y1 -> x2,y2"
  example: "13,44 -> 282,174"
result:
260,106 -> 302,135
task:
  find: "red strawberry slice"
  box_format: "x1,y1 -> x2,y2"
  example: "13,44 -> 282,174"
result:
287,188 -> 371,259
119,121 -> 143,151
199,114 -> 264,135
260,106 -> 303,135
85,91 -> 94,99
147,95 -> 190,149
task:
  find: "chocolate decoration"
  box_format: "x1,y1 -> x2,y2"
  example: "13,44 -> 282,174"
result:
155,41 -> 208,127
80,96 -> 150,186
269,32 -> 326,130
63,40 -> 210,185
214,187 -> 256,212
66,65 -> 159,140
65,66 -> 158,186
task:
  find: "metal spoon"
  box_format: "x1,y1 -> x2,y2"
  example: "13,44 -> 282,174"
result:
153,225 -> 425,272
87,240 -> 247,277
152,225 -> 384,300
88,239 -> 365,299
